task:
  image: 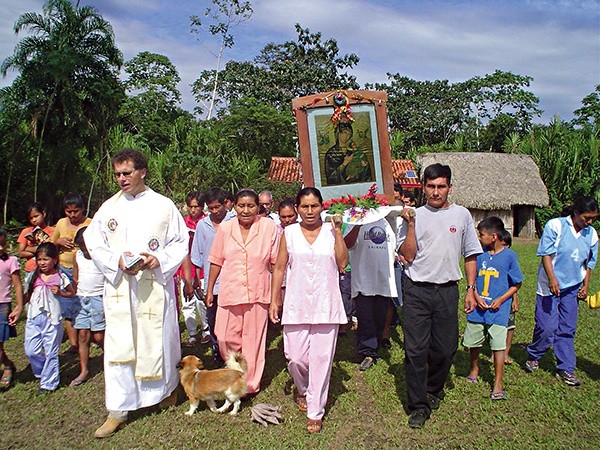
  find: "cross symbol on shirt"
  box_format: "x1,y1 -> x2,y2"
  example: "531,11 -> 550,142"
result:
145,272 -> 156,283
143,308 -> 157,320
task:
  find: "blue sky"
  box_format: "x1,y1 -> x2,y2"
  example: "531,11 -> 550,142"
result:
1,0 -> 599,122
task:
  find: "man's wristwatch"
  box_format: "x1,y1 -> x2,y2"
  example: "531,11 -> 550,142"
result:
466,285 -> 476,291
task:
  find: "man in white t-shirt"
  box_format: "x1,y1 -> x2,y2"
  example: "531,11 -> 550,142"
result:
345,218 -> 397,371
398,163 -> 481,429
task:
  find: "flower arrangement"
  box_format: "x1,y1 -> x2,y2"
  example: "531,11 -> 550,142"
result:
324,184 -> 389,222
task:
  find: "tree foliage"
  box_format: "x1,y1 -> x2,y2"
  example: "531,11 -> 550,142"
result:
573,85 -> 600,127
371,70 -> 541,153
192,24 -> 360,112
1,0 -> 124,218
120,51 -> 189,152
506,120 -> 599,231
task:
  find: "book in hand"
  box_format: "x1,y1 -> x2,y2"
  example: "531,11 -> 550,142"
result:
25,227 -> 50,245
123,253 -> 144,271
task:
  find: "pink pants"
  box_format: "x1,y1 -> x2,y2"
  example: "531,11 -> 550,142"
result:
283,323 -> 339,420
215,303 -> 268,394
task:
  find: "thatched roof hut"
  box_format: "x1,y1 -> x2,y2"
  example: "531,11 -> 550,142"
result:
416,152 -> 549,238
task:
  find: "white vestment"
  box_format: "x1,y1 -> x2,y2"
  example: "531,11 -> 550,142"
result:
84,187 -> 187,411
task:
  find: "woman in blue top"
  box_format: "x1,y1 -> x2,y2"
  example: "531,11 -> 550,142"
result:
525,195 -> 598,386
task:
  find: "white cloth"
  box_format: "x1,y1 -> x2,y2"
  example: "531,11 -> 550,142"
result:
84,187 -> 187,411
74,250 -> 104,296
349,218 -> 398,298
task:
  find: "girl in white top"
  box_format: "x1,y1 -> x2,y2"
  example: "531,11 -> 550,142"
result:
24,242 -> 76,393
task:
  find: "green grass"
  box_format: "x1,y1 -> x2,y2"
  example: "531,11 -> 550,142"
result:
0,239 -> 599,449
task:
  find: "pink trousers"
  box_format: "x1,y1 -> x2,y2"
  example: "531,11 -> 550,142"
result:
215,303 -> 268,394
283,323 -> 339,420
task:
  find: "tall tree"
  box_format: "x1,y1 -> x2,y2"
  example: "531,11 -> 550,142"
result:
190,0 -> 253,119
120,52 -> 189,152
1,0 -> 124,209
192,24 -> 360,112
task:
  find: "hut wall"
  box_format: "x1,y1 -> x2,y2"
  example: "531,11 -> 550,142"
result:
513,205 -> 536,239
470,208 -> 514,234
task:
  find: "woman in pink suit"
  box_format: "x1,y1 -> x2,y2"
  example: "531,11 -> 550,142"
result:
269,187 -> 348,433
206,189 -> 280,395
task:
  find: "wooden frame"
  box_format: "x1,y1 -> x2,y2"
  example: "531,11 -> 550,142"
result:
292,90 -> 394,201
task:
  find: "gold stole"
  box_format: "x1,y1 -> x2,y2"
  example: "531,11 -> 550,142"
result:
103,190 -> 169,380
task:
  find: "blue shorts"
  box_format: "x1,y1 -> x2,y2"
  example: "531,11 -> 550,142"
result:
59,297 -> 76,321
73,295 -> 105,331
58,266 -> 75,320
0,303 -> 17,342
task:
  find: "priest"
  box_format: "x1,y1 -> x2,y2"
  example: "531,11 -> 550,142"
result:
84,148 -> 188,438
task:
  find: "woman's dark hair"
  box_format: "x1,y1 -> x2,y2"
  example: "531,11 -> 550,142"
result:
561,194 -> 599,217
560,195 -> 598,217
186,191 -> 204,206
27,242 -> 60,295
233,188 -> 259,205
278,198 -> 296,212
296,187 -> 323,206
63,192 -> 85,209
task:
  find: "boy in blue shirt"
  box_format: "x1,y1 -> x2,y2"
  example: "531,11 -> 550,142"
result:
463,217 -> 523,400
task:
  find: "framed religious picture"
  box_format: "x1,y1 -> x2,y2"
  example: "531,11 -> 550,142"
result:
292,90 -> 394,201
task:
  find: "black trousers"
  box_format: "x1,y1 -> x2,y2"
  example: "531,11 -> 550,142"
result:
402,275 -> 459,412
355,293 -> 389,358
207,294 -> 221,360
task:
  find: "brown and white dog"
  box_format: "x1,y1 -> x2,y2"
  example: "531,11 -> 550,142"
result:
178,352 -> 248,416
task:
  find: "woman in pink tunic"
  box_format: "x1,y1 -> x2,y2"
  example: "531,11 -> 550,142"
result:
206,189 -> 280,395
269,187 -> 348,433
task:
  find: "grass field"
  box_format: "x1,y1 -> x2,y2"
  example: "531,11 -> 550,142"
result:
0,239 -> 599,449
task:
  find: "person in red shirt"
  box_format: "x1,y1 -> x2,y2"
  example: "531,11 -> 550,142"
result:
175,192 -> 209,345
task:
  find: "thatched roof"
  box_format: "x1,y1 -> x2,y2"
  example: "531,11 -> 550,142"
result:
416,152 -> 549,209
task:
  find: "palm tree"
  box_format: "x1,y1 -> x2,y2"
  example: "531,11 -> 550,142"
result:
1,0 -> 124,203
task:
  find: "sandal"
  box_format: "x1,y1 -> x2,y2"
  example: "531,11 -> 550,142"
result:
307,418 -> 322,433
490,390 -> 507,400
294,391 -> 307,412
466,375 -> 479,384
0,365 -> 15,389
70,377 -> 88,387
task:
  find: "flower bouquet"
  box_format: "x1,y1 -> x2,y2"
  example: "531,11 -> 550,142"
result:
323,184 -> 405,225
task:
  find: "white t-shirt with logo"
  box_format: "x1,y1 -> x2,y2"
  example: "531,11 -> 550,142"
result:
349,218 -> 397,298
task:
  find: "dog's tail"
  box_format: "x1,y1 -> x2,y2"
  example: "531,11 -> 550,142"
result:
225,351 -> 248,374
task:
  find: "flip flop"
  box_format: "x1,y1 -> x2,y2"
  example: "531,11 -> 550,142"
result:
490,390 -> 507,400
307,418 -> 322,433
0,366 -> 15,389
70,377 -> 88,387
466,375 -> 479,384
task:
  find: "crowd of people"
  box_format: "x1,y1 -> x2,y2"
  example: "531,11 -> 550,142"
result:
0,148 -> 597,437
